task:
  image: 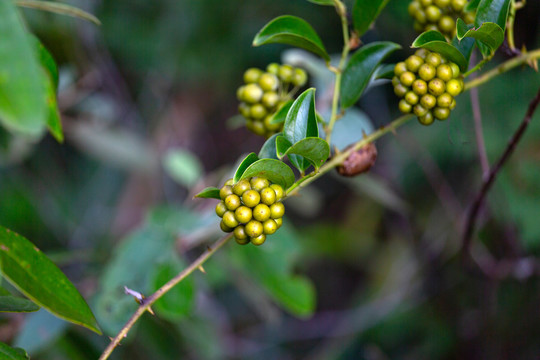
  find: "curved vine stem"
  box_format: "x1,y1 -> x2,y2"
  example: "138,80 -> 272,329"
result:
99,45 -> 540,360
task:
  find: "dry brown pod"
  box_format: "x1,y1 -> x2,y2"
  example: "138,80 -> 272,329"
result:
336,143 -> 377,177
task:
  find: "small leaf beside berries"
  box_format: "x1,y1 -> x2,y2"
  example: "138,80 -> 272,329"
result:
240,159 -> 295,190
194,187 -> 221,200
412,31 -> 468,72
234,153 -> 260,183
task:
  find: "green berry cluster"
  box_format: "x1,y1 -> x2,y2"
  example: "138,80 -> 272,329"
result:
236,64 -> 308,138
408,0 -> 475,38
393,49 -> 464,126
216,177 -> 285,246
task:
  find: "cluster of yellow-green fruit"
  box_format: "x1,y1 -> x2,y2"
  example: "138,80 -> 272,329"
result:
216,177 -> 285,246
408,0 -> 475,38
236,64 -> 308,138
393,49 -> 464,126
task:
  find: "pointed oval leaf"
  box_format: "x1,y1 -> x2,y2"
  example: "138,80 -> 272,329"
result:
258,133 -> 281,160
0,342 -> 29,360
456,19 -> 504,55
412,31 -> 468,72
253,15 -> 330,61
281,137 -> 330,170
0,227 -> 101,334
0,1 -> 48,136
194,187 -> 221,200
239,159 -> 295,190
269,100 -> 293,125
452,34 -> 476,64
475,0 -> 511,30
352,0 -> 391,36
45,76 -> 64,143
233,152 -> 259,183
32,36 -> 58,90
0,296 -> 40,313
276,135 -> 293,159
341,41 -> 401,108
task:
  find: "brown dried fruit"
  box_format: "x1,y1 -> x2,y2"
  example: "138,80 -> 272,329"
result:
336,143 -> 377,177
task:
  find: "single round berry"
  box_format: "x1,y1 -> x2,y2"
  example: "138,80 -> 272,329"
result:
270,202 -> 285,219
400,71 -> 416,87
220,185 -> 233,200
278,65 -> 294,82
394,62 -> 407,76
260,187 -> 277,205
224,178 -> 234,186
425,5 -> 441,22
434,0 -> 450,6
415,48 -> 429,59
262,92 -> 279,108
411,80 -> 427,96
436,64 -> 453,82
253,203 -> 271,222
394,83 -> 408,98
215,202 -> 227,217
425,53 -> 442,67
274,217 -> 283,229
420,0 -> 433,6
270,184 -> 284,201
408,1 -> 421,15
266,63 -> 279,75
420,94 -> 437,109
238,102 -> 251,117
263,219 -> 278,235
428,78 -> 446,96
244,68 -> 262,83
450,63 -> 460,78
242,83 -> 263,103
446,79 -> 462,96
418,111 -> 435,126
235,236 -> 250,245
235,206 -> 253,224
220,221 -> 233,233
245,220 -> 263,238
250,234 -> 266,246
224,194 -> 241,211
264,116 -> 281,132
232,179 -> 251,196
418,63 -> 436,81
413,104 -> 429,117
405,55 -> 424,72
452,0 -> 467,11
405,91 -> 419,105
250,177 -> 270,191
438,16 -> 454,34
437,93 -> 453,108
399,99 -> 413,113
234,225 -> 248,240
222,211 -> 239,228
414,9 -> 427,23
242,189 -> 261,207
292,68 -> 308,87
258,73 -> 279,91
433,107 -> 450,120
250,104 -> 267,119
449,98 -> 457,110
250,121 -> 266,136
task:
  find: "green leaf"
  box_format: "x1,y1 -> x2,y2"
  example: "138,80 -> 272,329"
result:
278,137 -> 329,170
0,1 -> 48,136
163,148 -> 203,188
233,152 -> 259,183
0,226 -> 101,334
456,19 -> 504,55
0,296 -> 39,312
352,0 -> 391,36
283,88 -> 318,172
465,0 -> 481,11
33,36 -> 58,90
45,76 -> 64,143
412,31 -> 468,72
373,63 -> 396,80
258,133 -> 281,160
307,0 -> 334,5
452,34 -> 476,64
15,0 -> 101,25
275,136 -> 293,159
194,187 -> 221,200
0,342 -> 29,360
239,159 -> 295,190
269,100 -> 293,125
253,15 -> 330,61
475,0 -> 511,31
341,41 -> 401,108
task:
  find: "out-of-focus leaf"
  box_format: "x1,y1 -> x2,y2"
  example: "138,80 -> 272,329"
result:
0,296 -> 39,312
374,63 -> 396,80
276,136 -> 293,157
239,159 -> 295,190
277,137 -> 330,170
233,152 -> 259,183
412,31 -> 468,72
269,100 -> 293,125
14,309 -> 67,354
352,0 -> 391,36
0,1 -> 48,136
307,0 -> 334,5
0,342 -> 29,360
253,15 -> 330,61
259,133 -> 280,160
15,0 -> 101,25
163,148 -> 203,188
475,0 -> 511,30
194,187 -> 221,200
466,0 -> 481,11
330,108 -> 374,150
33,36 -> 58,90
341,41 -> 401,108
0,226 -> 101,334
456,19 -> 504,56
45,75 -> 63,143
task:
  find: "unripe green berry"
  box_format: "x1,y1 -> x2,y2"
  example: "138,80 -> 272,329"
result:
235,236 -> 250,245
242,189 -> 261,207
270,184 -> 284,201
451,0 -> 466,11
234,225 -> 248,240
399,99 -> 412,113
274,217 -> 283,229
406,55 -> 424,72
245,220 -> 263,238
220,221 -> 233,233
420,94 -> 437,109
292,68 -> 308,87
258,73 -> 279,91
224,179 -> 234,186
425,6 -> 442,22
250,177 -> 270,191
449,98 -> 457,110
266,63 -> 279,75
222,211 -> 239,228
412,79 -> 428,95
438,16 -> 455,34
413,104 -> 429,117
433,107 -> 450,120
250,120 -> 267,136
263,115 -> 281,132
215,202 -> 227,217
394,83 -> 408,98
250,104 -> 267,119
420,0 -> 433,6
437,93 -> 453,108
238,102 -> 251,118
220,185 -> 233,200
408,1 -> 421,16
425,53 -> 442,67
243,68 -> 262,83
263,219 -> 278,235
464,12 -> 475,24
262,91 -> 279,108
428,78 -> 446,96
437,64 -> 453,82
233,179 -> 251,196
236,85 -> 246,100
260,187 -> 277,205
446,79 -> 462,96
392,76 -> 400,87
414,9 -> 427,24
405,91 -> 419,105
270,202 -> 285,219
394,62 -> 407,76
278,65 -> 294,82
253,203 -> 271,222
242,83 -> 263,103
235,205 -> 253,224
250,233 -> 266,246
434,0 -> 450,6
450,63 -> 460,78
418,111 -> 435,126
400,71 -> 416,87
415,48 -> 429,59
418,63 -> 436,81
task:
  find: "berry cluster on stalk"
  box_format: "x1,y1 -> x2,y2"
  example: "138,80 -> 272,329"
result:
236,64 -> 307,138
408,0 -> 475,38
216,177 -> 285,246
393,49 -> 464,126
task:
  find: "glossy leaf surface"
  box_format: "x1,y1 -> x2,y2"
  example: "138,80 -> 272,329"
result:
194,187 -> 221,200
233,153 -> 259,183
475,0 -> 511,30
239,159 -> 295,190
259,133 -> 280,160
277,137 -> 329,170
412,31 -> 468,72
456,19 -> 504,56
352,0 -> 390,36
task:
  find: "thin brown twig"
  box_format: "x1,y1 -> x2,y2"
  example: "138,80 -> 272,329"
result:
462,85 -> 540,256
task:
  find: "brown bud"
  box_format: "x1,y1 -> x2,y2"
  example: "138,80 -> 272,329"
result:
336,143 -> 377,177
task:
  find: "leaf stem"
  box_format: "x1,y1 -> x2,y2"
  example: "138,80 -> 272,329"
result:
463,55 -> 493,78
